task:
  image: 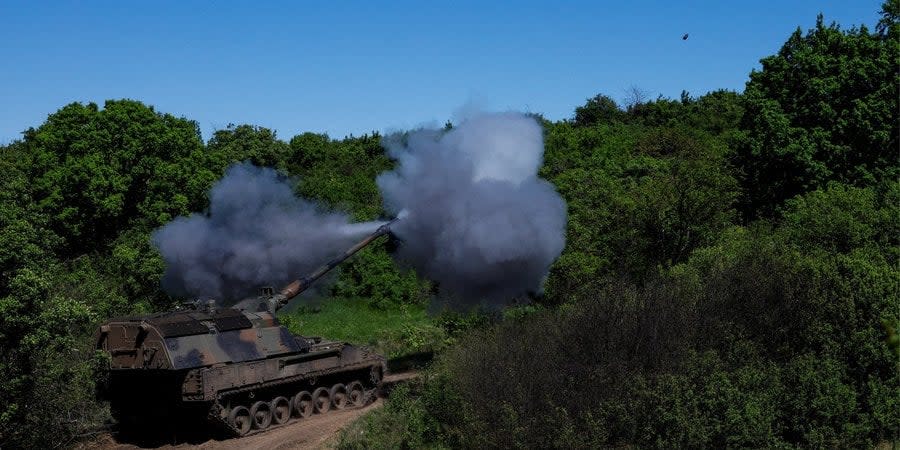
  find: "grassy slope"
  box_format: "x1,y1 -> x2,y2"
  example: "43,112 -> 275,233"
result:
278,298 -> 445,359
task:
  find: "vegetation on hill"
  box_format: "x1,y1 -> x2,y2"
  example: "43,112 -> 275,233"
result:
0,3 -> 897,448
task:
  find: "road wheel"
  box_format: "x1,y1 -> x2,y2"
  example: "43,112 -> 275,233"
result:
272,396 -> 291,425
250,400 -> 272,430
331,383 -> 348,410
294,391 -> 313,418
228,406 -> 252,436
312,387 -> 331,414
347,381 -> 365,406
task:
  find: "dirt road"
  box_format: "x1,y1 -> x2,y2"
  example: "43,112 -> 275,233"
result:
90,399 -> 381,450
85,372 -> 417,450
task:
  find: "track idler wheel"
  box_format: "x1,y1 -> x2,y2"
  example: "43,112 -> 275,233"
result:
312,387 -> 331,414
250,400 -> 273,430
294,391 -> 313,418
228,406 -> 252,436
331,383 -> 349,410
272,396 -> 291,425
347,381 -> 366,406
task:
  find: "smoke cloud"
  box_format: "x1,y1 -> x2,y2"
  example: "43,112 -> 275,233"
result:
153,112 -> 566,308
377,112 -> 567,306
152,163 -> 382,302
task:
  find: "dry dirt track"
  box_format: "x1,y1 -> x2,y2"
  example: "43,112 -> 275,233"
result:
87,372 -> 418,450
91,399 -> 382,450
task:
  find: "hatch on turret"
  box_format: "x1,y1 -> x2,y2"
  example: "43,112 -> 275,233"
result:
146,308 -> 253,338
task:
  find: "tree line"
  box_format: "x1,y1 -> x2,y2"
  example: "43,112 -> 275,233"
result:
1,3 -> 898,448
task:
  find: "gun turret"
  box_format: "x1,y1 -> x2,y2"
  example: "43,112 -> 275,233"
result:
263,218 -> 398,312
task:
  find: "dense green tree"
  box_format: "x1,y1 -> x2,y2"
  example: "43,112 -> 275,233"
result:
288,132 -> 390,218
736,12 -> 899,218
573,94 -> 624,127
21,100 -> 205,254
626,90 -> 744,136
626,127 -> 738,270
540,122 -> 636,301
0,143 -> 61,297
542,123 -> 738,301
289,131 -> 333,168
0,260 -> 123,447
206,124 -> 291,171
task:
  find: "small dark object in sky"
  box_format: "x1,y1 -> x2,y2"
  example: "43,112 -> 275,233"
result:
682,33 -> 689,40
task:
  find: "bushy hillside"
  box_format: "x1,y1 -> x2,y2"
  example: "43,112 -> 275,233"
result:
1,3 -> 897,448
338,6 -> 899,449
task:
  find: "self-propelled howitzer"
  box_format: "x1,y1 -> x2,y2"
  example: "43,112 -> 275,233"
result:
95,220 -> 397,437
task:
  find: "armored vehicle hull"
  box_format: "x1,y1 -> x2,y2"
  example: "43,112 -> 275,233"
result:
95,220 -> 396,436
97,308 -> 385,436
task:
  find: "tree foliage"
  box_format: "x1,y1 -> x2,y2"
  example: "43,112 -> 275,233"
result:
2,5 -> 898,448
573,94 -> 624,126
347,181 -> 899,449
341,6 -> 899,448
736,14 -> 899,218
0,96 -> 438,447
20,100 -> 206,253
542,122 -> 738,301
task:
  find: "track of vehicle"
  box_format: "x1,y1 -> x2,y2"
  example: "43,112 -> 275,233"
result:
208,367 -> 380,437
82,371 -> 417,450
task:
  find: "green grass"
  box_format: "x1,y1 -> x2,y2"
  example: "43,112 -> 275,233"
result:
278,298 -> 446,359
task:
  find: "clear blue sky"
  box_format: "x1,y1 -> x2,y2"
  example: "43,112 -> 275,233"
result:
0,1 -> 883,144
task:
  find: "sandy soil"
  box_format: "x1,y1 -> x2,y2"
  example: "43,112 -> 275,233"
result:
88,400 -> 381,450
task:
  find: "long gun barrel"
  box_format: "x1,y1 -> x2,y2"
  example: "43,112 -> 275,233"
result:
267,218 -> 398,311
